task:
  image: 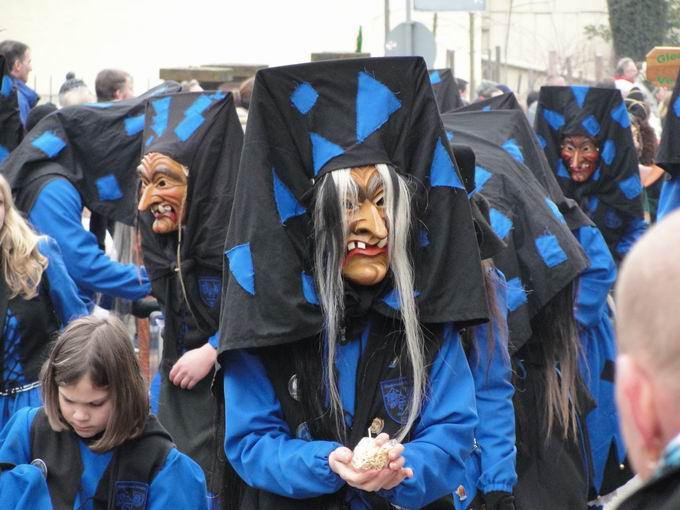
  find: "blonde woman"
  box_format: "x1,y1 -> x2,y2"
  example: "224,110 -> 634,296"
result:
0,174 -> 86,429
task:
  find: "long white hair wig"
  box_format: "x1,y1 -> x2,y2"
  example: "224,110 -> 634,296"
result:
313,163 -> 425,442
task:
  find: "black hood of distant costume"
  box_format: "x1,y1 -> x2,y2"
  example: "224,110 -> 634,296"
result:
442,109 -> 589,351
139,91 -> 243,334
428,68 -> 463,113
0,81 -> 182,224
446,106 -> 593,232
656,68 -> 680,177
0,54 -> 23,163
219,57 -> 489,352
453,91 -> 522,113
535,86 -> 643,227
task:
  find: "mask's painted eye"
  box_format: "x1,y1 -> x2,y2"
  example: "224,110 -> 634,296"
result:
344,199 -> 357,211
375,194 -> 385,207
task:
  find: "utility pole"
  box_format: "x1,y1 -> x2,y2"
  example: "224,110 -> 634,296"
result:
405,0 -> 413,56
385,0 -> 391,45
469,12 -> 476,102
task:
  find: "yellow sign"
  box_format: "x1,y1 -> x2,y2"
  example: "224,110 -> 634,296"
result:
646,47 -> 680,87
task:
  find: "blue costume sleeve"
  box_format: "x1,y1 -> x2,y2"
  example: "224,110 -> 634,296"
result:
466,270 -> 517,496
148,448 -> 209,510
614,217 -> 646,260
222,350 -> 344,498
573,225 -> 617,328
0,407 -> 39,464
658,175 -> 680,221
38,237 -> 88,325
380,326 -> 478,509
28,179 -> 151,301
0,464 -> 52,510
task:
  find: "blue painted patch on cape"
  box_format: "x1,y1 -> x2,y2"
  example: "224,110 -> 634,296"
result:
32,131 -> 66,158
619,174 -> 642,199
674,96 -> 680,118
535,233 -> 568,268
482,105 -> 491,112
113,481 -> 148,510
174,92 -> 224,142
581,115 -> 601,137
382,289 -> 420,310
571,86 -> 589,108
588,196 -> 600,215
356,71 -> 402,142
543,108 -> 565,130
545,197 -> 565,223
601,139 -> 615,166
502,138 -> 524,163
124,114 -> 145,136
473,165 -> 492,195
429,70 -> 442,85
380,377 -> 412,424
556,159 -> 570,179
536,133 -> 547,149
490,208 -> 513,240
226,243 -> 255,295
198,276 -> 221,308
301,272 -> 319,305
506,277 -> 528,312
95,175 -> 123,201
446,130 -> 454,141
1,75 -> 12,97
147,96 -> 171,145
310,132 -> 344,175
290,82 -> 318,115
419,228 -> 430,247
590,164 -> 601,181
272,168 -> 306,223
611,101 -> 631,128
0,144 -> 8,163
430,139 -> 463,189
604,208 -> 623,229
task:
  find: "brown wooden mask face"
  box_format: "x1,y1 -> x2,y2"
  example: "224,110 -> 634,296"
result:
138,153 -> 188,234
560,134 -> 600,183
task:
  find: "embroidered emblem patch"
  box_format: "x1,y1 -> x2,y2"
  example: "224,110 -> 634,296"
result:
380,377 -> 412,424
198,276 -> 221,308
114,481 -> 149,510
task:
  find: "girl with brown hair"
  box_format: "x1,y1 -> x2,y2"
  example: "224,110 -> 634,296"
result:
0,314 -> 209,509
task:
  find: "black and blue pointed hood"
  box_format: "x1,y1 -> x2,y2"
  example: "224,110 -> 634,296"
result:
1,81 -> 181,224
0,54 -> 22,163
138,90 -> 243,335
219,56 -> 489,351
656,68 -> 680,177
428,68 -> 463,113
454,91 -> 521,113
442,109 -> 589,350
535,86 -> 644,256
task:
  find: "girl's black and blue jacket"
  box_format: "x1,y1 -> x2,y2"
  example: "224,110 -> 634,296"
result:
0,406 -> 209,510
0,237 -> 88,430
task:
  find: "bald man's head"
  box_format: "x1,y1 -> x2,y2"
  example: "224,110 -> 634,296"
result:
616,210 -> 680,384
615,210 -> 680,480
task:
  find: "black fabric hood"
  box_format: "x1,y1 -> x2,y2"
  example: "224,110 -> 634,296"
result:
442,109 -> 589,350
219,57 -> 489,351
453,91 -> 521,113
447,108 -> 592,232
0,54 -> 22,163
534,86 -> 643,217
656,68 -> 680,177
428,68 -> 463,113
1,81 -> 181,224
138,91 -> 243,334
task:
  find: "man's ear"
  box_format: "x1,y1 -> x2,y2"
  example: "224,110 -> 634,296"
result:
618,354 -> 661,457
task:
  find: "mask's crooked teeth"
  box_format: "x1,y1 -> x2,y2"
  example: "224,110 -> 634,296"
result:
356,241 -> 366,249
347,241 -> 356,252
377,238 -> 387,248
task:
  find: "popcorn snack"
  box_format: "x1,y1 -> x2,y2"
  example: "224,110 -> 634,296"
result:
351,435 -> 398,471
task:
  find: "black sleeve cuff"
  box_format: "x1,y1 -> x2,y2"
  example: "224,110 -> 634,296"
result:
483,491 -> 515,510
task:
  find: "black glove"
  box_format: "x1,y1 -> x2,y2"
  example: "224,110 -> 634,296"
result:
483,491 -> 515,510
131,297 -> 161,318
